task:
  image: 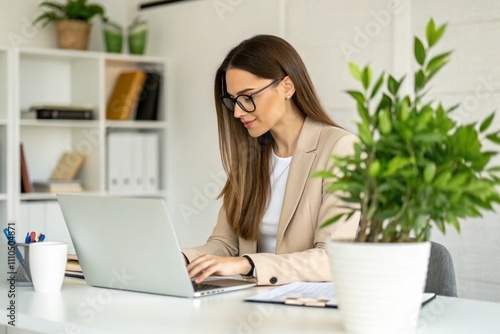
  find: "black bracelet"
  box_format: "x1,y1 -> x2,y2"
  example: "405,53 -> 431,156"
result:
242,255 -> 255,276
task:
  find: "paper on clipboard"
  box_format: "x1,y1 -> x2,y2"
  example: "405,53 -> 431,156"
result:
245,282 -> 436,308
245,282 -> 338,307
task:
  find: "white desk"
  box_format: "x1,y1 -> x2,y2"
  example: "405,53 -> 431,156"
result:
1,278 -> 500,333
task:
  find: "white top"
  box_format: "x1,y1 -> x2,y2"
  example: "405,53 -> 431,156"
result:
258,151 -> 292,253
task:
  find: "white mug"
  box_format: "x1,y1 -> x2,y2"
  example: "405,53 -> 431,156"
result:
29,242 -> 68,293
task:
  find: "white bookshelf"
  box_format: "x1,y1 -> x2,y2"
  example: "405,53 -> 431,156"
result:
0,47 -> 11,222
1,47 -> 169,250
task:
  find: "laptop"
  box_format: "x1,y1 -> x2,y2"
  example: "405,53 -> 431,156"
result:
57,194 -> 256,298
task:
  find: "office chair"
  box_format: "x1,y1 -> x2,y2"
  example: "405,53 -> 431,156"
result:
424,241 -> 458,297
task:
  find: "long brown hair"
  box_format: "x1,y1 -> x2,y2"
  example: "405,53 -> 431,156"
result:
214,35 -> 340,240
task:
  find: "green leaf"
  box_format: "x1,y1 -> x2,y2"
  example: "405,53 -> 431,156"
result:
312,171 -> 335,179
357,102 -> 370,124
479,112 -> 495,133
427,52 -> 451,73
486,133 -> 500,144
384,156 -> 413,176
349,62 -> 361,81
369,159 -> 381,177
362,66 -> 372,91
433,171 -> 452,188
387,75 -> 400,96
426,19 -> 436,46
414,37 -> 426,65
378,109 -> 392,135
426,19 -> 447,47
399,97 -> 410,121
424,162 -> 436,183
320,214 -> 345,228
346,90 -> 365,106
358,122 -> 373,145
487,166 -> 500,173
370,72 -> 385,98
434,23 -> 448,47
415,70 -> 426,90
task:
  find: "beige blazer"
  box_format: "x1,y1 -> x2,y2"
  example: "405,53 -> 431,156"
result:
183,117 -> 360,285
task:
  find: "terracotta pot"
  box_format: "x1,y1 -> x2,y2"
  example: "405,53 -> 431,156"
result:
56,19 -> 91,50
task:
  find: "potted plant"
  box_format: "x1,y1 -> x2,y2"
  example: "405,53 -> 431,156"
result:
318,19 -> 500,334
33,0 -> 106,50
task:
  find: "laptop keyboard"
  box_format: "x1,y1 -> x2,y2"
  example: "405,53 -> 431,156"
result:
192,281 -> 220,291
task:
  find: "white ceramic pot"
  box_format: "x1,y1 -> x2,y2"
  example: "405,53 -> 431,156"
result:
327,240 -> 431,334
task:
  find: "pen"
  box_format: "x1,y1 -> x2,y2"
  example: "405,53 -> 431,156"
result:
3,228 -> 30,279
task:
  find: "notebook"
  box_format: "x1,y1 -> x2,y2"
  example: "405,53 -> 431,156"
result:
57,194 -> 256,298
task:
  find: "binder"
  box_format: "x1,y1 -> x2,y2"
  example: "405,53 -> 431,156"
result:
131,133 -> 144,193
107,133 -> 129,193
108,132 -> 159,194
142,132 -> 159,193
106,71 -> 147,120
135,72 -> 162,121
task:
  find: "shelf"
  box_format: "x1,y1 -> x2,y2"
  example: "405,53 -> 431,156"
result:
2,46 -> 168,251
105,190 -> 168,198
20,193 -> 58,201
20,119 -> 101,128
19,47 -> 167,65
106,120 -> 167,129
20,190 -> 167,201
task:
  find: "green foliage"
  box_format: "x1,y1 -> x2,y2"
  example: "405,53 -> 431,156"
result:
33,0 -> 106,27
318,19 -> 500,243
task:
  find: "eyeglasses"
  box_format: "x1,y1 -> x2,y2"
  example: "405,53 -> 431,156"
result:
220,78 -> 283,113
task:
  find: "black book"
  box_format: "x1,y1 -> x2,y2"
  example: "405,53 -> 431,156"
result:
34,109 -> 93,120
135,72 -> 162,121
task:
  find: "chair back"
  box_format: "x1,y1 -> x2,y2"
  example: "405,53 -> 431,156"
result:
425,241 -> 457,297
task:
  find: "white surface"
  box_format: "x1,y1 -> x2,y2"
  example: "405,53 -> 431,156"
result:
0,278 -> 499,333
29,242 -> 67,293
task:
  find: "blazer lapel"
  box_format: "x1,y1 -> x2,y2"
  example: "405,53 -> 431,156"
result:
276,117 -> 322,249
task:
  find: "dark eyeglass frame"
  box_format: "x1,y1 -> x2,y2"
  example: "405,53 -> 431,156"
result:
220,77 -> 284,113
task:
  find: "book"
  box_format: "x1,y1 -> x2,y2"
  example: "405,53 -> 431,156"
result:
106,71 -> 147,120
20,143 -> 32,193
135,72 -> 162,120
50,151 -> 86,181
22,109 -> 93,120
66,253 -> 84,279
22,104 -> 94,120
32,180 -> 83,193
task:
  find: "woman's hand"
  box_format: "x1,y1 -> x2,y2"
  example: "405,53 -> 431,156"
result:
187,254 -> 252,283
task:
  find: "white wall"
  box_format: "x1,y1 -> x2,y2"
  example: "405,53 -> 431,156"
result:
138,0 -> 284,247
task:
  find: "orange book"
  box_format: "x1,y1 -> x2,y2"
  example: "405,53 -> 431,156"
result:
106,71 -> 147,120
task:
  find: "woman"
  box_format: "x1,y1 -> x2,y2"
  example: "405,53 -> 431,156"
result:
183,35 -> 360,286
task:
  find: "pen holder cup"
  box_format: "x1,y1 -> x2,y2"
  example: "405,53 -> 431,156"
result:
14,243 -> 33,287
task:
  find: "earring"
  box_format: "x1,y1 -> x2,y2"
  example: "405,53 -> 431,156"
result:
286,96 -> 291,100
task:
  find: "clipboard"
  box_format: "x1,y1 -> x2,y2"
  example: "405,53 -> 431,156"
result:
244,282 -> 436,308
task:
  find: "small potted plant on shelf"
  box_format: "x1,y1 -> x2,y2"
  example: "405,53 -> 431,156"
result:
33,0 -> 106,50
317,19 -> 500,334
